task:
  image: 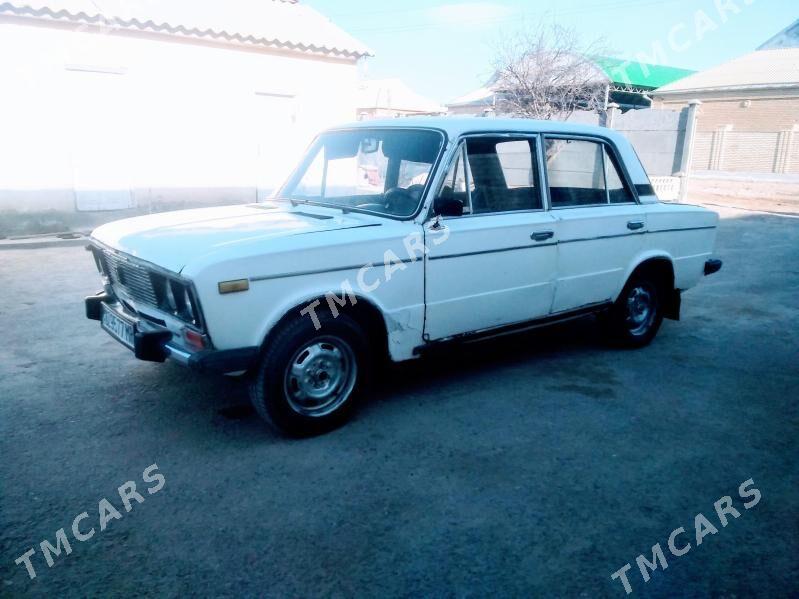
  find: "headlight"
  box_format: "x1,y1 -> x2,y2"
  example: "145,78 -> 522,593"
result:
92,249 -> 105,275
89,247 -> 109,284
164,280 -> 178,312
183,287 -> 196,323
152,274 -> 199,327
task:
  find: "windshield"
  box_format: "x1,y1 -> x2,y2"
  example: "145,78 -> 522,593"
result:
278,128 -> 444,218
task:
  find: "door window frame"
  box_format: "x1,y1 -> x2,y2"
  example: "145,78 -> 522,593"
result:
440,140 -> 473,214
430,133 -> 549,219
541,134 -> 640,209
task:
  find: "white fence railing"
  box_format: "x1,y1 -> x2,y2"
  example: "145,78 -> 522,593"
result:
650,176 -> 681,201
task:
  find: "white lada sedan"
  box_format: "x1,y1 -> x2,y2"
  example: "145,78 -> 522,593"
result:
85,118 -> 722,436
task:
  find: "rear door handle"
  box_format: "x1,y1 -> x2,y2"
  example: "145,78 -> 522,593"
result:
531,230 -> 554,242
627,220 -> 645,231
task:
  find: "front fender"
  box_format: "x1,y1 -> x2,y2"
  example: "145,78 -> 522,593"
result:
254,287 -> 388,346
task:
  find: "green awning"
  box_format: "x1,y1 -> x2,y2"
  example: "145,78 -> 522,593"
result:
593,56 -> 695,89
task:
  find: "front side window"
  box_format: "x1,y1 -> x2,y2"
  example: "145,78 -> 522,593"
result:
467,138 -> 541,214
280,129 -> 444,218
545,138 -> 635,207
435,137 -> 542,215
438,143 -> 474,214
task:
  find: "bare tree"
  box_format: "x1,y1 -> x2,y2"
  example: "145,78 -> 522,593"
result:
491,23 -> 608,120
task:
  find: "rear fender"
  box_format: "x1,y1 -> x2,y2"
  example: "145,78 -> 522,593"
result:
622,251 -> 680,320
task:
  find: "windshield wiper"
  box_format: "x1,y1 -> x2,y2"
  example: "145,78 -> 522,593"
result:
288,198 -> 354,215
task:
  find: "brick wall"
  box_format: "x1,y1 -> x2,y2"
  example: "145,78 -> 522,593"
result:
692,129 -> 797,173
790,133 -> 799,173
656,94 -> 799,174
656,96 -> 799,132
684,97 -> 798,132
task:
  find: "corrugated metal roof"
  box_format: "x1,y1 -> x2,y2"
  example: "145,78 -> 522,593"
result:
593,56 -> 694,89
0,0 -> 373,59
357,78 -> 444,113
655,48 -> 799,95
446,86 -> 496,108
446,55 -> 693,108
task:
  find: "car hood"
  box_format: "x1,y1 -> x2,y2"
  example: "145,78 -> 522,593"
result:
91,203 -> 382,273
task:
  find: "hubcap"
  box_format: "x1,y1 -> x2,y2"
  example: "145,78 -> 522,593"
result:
283,336 -> 357,417
626,285 -> 655,336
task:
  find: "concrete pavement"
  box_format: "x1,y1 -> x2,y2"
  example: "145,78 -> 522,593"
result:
1,207 -> 797,597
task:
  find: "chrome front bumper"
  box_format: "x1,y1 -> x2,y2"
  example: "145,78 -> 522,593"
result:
85,292 -> 257,373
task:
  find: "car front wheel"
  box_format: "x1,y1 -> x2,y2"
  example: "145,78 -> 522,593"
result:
249,312 -> 369,436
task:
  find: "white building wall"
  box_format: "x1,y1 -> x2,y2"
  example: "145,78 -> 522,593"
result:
0,21 -> 358,215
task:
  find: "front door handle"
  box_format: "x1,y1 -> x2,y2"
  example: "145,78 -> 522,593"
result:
627,220 -> 645,231
531,230 -> 554,242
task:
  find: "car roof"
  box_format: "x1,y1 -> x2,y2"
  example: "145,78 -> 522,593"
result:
329,116 -> 623,142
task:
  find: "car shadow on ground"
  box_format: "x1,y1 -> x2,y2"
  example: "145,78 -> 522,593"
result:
139,314 -> 612,441
378,315 -> 606,394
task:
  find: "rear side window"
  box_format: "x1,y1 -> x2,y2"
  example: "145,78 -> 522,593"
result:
544,138 -> 635,207
605,153 -> 636,204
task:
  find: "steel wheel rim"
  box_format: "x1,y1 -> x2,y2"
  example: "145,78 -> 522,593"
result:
283,336 -> 357,417
625,285 -> 656,336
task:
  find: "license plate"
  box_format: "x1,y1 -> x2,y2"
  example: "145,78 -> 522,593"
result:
101,305 -> 135,349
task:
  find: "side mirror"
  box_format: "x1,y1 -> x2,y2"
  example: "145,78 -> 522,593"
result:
433,195 -> 463,217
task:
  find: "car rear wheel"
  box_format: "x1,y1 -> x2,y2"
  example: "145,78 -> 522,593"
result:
606,274 -> 664,348
249,311 -> 369,436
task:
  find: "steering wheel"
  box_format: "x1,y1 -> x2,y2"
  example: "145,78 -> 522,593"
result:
406,184 -> 426,198
355,186 -> 424,215
383,187 -> 418,216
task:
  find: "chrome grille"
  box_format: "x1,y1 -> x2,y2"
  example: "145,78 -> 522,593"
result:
100,250 -> 158,308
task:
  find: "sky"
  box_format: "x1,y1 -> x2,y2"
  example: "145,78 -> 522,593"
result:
305,0 -> 796,104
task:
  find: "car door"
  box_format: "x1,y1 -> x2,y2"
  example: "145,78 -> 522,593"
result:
424,135 -> 559,341
543,135 -> 647,313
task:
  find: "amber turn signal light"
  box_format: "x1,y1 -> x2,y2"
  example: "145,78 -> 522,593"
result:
218,279 -> 250,294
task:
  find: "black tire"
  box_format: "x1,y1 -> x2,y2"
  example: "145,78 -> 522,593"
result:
249,311 -> 370,437
606,273 -> 664,348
